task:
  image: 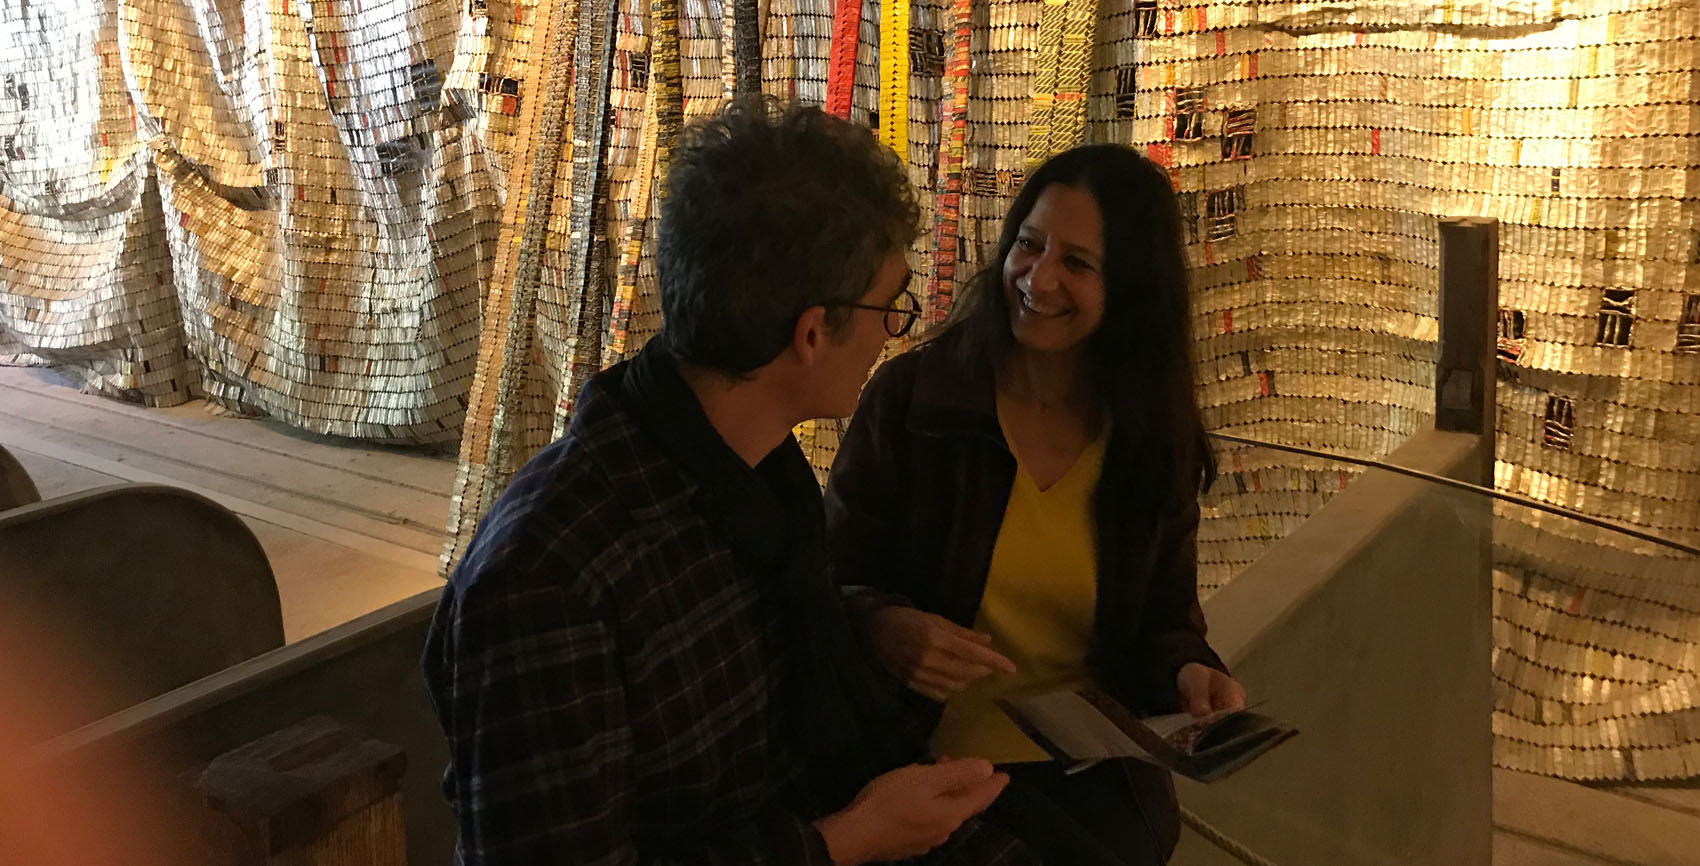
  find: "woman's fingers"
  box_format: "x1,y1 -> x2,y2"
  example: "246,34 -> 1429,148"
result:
882,610 -> 1020,700
912,660 -> 997,696
923,617 -> 1017,673
939,636 -> 1017,675
935,616 -> 995,645
1175,663 -> 1215,716
917,652 -> 999,685
1212,672 -> 1248,712
910,672 -> 962,702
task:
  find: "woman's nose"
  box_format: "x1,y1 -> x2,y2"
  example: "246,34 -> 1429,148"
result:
1024,252 -> 1062,294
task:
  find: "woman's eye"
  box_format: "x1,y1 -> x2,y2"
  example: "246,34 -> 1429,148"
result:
1016,236 -> 1040,251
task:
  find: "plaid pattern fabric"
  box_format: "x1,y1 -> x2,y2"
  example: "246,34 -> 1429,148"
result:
423,360 -> 1038,866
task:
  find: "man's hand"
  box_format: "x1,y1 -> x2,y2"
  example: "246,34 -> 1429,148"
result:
1176,662 -> 1247,717
863,606 -> 1017,701
813,758 -> 1010,866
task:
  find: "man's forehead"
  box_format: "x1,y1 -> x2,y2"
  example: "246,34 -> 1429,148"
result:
864,256 -> 911,302
886,266 -> 915,302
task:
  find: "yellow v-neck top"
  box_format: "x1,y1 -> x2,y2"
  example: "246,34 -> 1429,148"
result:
929,410 -> 1108,763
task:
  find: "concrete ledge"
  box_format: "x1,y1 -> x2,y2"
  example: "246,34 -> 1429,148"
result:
1201,431 -> 1485,666
1175,430 -> 1493,866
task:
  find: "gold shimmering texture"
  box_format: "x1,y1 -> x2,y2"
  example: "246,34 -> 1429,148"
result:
720,0 -> 739,98
1022,0 -> 1065,169
851,0 -> 881,128
675,0 -> 727,119
960,0 -> 1036,281
443,0 -> 703,567
452,0 -> 551,174
608,0 -> 684,362
1023,0 -> 1095,169
1049,0 -> 1095,146
761,0 -> 833,105
926,0 -> 972,326
901,0 -> 943,336
548,0 -> 622,441
2,0 -> 498,438
444,0 -> 580,569
1110,1 -> 1700,782
0,0 -> 183,409
608,11 -> 659,365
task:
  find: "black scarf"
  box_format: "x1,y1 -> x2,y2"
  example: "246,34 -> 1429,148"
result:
618,345 -> 919,804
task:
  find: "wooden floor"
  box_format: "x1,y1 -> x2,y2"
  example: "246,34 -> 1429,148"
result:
0,365 -> 451,642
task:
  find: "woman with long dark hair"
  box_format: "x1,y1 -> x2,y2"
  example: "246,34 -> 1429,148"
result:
824,143 -> 1245,864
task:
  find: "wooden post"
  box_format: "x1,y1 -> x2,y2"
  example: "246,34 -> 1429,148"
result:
194,716 -> 407,866
1436,217 -> 1499,484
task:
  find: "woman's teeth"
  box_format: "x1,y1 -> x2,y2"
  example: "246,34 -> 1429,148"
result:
1020,292 -> 1067,317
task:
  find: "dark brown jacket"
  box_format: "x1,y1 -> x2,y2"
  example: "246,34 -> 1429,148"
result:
823,329 -> 1229,855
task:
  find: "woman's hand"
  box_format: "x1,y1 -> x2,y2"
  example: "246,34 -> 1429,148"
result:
1176,662 -> 1247,717
864,606 -> 1017,701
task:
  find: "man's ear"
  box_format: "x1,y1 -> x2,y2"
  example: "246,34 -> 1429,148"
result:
791,306 -> 830,367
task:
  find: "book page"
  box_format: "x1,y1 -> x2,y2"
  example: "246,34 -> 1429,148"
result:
1142,709 -> 1241,753
1003,689 -> 1297,780
999,691 -> 1158,762
1142,711 -> 1212,739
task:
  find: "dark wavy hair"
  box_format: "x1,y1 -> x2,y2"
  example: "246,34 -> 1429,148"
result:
656,97 -> 921,375
944,143 -> 1216,502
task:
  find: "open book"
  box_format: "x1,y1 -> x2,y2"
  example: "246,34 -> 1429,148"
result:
996,687 -> 1297,783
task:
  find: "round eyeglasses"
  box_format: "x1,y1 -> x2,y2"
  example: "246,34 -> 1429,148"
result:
829,288 -> 922,338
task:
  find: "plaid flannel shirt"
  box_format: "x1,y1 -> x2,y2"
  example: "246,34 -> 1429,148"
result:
423,357 -> 1038,866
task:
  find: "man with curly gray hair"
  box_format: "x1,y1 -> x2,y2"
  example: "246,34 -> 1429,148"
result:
425,98 -> 1035,866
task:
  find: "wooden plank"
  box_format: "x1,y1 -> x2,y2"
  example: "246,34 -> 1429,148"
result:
0,433 -> 442,574
0,367 -> 457,492
244,520 -> 442,642
0,372 -> 448,644
0,397 -> 449,554
6,445 -> 439,642
0,381 -> 454,530
6,447 -> 125,500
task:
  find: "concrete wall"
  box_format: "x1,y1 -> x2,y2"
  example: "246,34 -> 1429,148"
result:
1173,430 -> 1494,866
27,589 -> 454,866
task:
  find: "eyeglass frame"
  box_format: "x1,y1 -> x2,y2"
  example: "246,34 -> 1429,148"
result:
824,288 -> 923,338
